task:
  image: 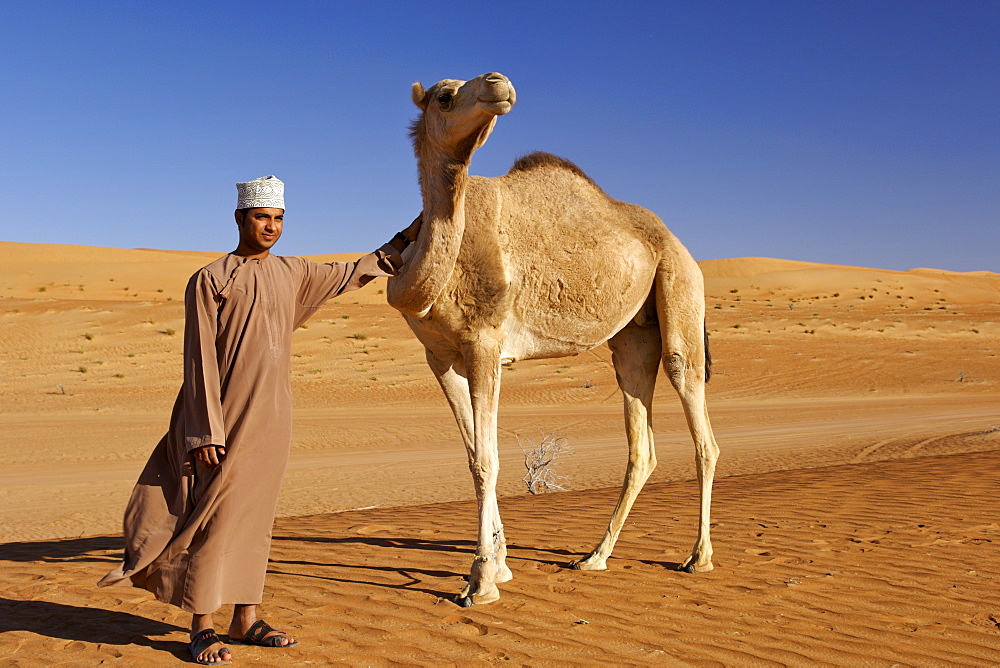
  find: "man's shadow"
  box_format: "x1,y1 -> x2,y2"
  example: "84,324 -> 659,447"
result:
0,597 -> 187,660
0,536 -> 122,563
0,537 -> 186,658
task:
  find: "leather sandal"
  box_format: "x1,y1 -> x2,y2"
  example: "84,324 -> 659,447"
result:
188,628 -> 232,665
233,619 -> 299,648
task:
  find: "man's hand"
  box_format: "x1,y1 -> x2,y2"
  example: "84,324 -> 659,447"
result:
194,445 -> 226,466
389,213 -> 423,253
403,213 -> 422,243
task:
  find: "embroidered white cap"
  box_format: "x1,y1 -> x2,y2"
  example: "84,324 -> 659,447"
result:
235,175 -> 284,209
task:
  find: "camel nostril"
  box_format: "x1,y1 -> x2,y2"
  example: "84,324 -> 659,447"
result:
485,72 -> 505,82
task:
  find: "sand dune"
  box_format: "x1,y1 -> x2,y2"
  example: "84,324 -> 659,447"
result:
701,255 -> 1000,304
1,242 -> 998,664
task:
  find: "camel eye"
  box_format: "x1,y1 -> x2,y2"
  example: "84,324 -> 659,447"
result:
438,92 -> 453,108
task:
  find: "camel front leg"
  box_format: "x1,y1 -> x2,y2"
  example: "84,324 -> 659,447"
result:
454,339 -> 507,607
424,346 -> 512,598
574,324 -> 661,571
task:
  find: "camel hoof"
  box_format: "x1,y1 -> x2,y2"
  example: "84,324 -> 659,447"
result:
454,583 -> 500,606
571,557 -> 607,572
471,588 -> 500,605
678,560 -> 714,574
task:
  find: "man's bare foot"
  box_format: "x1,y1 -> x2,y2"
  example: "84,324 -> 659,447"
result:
189,629 -> 232,665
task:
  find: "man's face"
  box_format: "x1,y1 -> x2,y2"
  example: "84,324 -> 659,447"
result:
236,207 -> 283,255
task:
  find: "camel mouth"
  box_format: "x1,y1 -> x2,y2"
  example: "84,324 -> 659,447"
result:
473,73 -> 515,115
482,99 -> 513,115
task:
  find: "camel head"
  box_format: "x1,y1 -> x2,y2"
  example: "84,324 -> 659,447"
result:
410,72 -> 516,164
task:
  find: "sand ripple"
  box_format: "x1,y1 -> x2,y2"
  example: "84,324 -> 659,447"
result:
2,450 -> 998,665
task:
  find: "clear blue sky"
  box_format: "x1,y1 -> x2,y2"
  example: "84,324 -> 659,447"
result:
6,1 -> 998,271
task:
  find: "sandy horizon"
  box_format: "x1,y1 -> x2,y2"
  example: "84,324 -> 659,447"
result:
1,240 -> 998,664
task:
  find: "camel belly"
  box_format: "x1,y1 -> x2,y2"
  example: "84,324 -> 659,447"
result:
499,322 -> 601,362
496,232 -> 655,358
499,297 -> 645,362
499,263 -> 654,362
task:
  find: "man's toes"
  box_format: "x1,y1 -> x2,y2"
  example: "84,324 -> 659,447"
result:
204,646 -> 230,663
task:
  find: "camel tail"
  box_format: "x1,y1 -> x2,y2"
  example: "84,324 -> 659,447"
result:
704,320 -> 712,382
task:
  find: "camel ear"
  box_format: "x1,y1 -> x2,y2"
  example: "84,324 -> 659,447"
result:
412,82 -> 428,110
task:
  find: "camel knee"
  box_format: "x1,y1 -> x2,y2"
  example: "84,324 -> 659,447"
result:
624,451 -> 656,487
663,352 -> 689,391
628,450 -> 656,473
468,458 -> 498,486
696,437 -> 720,465
702,440 -> 720,462
694,440 -> 719,481
664,344 -> 708,391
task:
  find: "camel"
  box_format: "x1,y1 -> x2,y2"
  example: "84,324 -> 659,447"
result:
386,72 -> 720,606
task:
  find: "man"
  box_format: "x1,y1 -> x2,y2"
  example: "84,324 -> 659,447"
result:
99,176 -> 420,665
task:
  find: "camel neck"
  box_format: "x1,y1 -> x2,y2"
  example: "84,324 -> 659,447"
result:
420,157 -> 468,216
385,150 -> 469,317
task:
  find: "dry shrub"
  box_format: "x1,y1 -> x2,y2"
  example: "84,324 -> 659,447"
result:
518,432 -> 573,494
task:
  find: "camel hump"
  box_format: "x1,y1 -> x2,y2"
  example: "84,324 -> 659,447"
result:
508,151 -> 602,189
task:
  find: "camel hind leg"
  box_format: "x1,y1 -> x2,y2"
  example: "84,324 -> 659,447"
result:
573,321 -> 661,571
657,253 -> 720,573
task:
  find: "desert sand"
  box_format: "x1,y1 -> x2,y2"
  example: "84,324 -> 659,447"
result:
1,240 -> 998,665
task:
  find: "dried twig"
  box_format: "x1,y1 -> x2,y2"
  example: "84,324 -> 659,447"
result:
518,432 -> 574,494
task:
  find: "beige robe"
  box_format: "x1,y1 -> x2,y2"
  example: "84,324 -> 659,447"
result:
99,245 -> 402,613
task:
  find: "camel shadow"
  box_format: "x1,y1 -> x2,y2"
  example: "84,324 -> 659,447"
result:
636,559 -> 688,571
273,534 -> 475,553
267,560 -> 456,599
0,597 -> 186,659
270,534 -> 594,598
0,536 -> 122,564
504,546 -> 688,572
270,535 -> 475,598
274,534 -> 580,563
273,533 -> 582,564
